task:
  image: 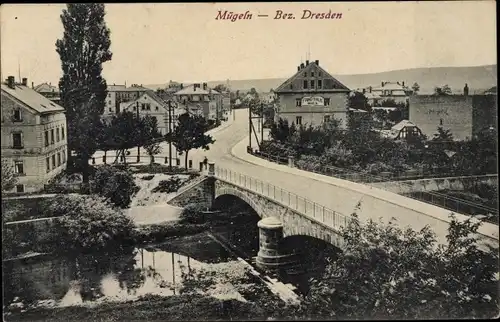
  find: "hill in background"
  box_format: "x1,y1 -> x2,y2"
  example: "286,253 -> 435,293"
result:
145,65 -> 496,95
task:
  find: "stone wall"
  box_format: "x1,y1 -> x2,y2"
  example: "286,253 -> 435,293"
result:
168,177 -> 215,208
370,174 -> 498,194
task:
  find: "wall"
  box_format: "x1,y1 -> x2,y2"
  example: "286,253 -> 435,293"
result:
168,177 -> 215,209
409,95 -> 473,140
369,174 -> 498,194
1,93 -> 67,193
277,92 -> 349,128
472,95 -> 497,135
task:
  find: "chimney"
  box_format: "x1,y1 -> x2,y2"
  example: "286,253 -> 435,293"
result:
180,83 -> 183,89
402,81 -> 405,87
7,76 -> 15,89
306,60 -> 309,66
31,82 -> 34,89
315,60 -> 319,66
297,66 -> 300,72
381,81 -> 385,87
203,82 -> 207,90
362,88 -> 366,94
22,78 -> 27,86
464,83 -> 469,96
300,63 -> 305,69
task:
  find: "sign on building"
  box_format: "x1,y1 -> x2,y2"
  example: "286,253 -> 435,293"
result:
301,96 -> 324,106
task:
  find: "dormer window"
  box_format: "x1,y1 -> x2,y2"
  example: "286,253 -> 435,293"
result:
12,109 -> 22,122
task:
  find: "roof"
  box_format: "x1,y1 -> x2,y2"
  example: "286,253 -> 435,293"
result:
34,82 -> 59,93
1,83 -> 65,114
391,120 -> 418,131
364,92 -> 382,99
174,84 -> 220,96
121,91 -> 169,111
108,85 -> 148,92
275,61 -> 350,93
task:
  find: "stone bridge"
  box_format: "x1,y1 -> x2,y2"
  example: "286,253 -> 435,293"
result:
168,162 -> 499,271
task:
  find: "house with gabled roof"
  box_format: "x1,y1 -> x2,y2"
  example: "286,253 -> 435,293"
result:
1,76 -> 68,193
274,59 -> 350,127
120,91 -> 181,135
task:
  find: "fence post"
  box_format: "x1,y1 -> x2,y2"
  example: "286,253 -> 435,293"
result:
165,157 -> 168,164
322,207 -> 325,223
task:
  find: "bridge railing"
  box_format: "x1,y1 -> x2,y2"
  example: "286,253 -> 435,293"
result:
214,166 -> 352,233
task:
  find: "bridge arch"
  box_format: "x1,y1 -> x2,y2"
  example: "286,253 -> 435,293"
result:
214,186 -> 265,219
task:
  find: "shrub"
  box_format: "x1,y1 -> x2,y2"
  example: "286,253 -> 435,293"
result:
141,174 -> 155,181
151,176 -> 183,193
133,222 -> 208,244
92,165 -> 140,208
296,155 -> 323,172
365,161 -> 395,175
180,203 -> 208,224
47,195 -> 135,252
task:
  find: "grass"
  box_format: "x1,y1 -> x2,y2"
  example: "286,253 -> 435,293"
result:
4,294 -> 269,321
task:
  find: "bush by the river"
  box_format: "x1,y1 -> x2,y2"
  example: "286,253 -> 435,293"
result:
45,195 -> 135,253
133,222 -> 208,245
92,165 -> 140,208
151,176 -> 183,193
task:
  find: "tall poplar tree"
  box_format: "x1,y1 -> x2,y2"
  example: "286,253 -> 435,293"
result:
56,4 -> 112,181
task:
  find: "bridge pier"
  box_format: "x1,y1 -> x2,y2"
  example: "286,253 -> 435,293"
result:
256,216 -> 299,272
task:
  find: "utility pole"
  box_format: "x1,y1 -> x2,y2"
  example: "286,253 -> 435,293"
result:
248,104 -> 252,149
136,101 -> 140,163
261,102 -> 264,143
168,100 -> 173,171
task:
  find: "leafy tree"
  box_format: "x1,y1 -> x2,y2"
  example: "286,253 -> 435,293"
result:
301,213 -> 499,320
56,4 -> 112,182
213,84 -> 228,93
140,115 -> 163,164
269,118 -> 297,143
1,160 -> 17,195
434,84 -> 452,96
432,126 -> 454,142
91,165 -> 140,208
165,113 -> 215,170
348,91 -> 369,110
46,194 -> 135,252
96,119 -> 115,161
412,82 -> 420,94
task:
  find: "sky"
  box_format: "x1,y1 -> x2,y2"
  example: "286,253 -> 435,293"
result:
1,2 -> 497,86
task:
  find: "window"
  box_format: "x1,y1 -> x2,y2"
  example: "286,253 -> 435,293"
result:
61,128 -> 65,140
317,80 -> 322,89
13,109 -> 22,122
295,116 -> 302,125
141,103 -> 146,110
295,98 -> 302,107
14,160 -> 24,174
16,184 -> 24,193
62,149 -> 66,163
56,128 -> 60,142
146,103 -> 151,111
12,132 -> 23,148
303,80 -> 308,89
318,72 -> 322,77
57,152 -> 61,166
303,72 -> 307,77
108,100 -> 112,105
324,115 -> 331,123
310,80 -> 315,89
289,84 -> 293,90
155,106 -> 159,111
52,155 -> 56,169
440,118 -> 443,126
324,98 -> 331,106
311,72 -> 315,77
45,131 -> 49,147
108,108 -> 112,112
46,157 -> 50,173
51,129 -> 55,144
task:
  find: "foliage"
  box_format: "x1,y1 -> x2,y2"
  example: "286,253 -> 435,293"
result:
269,118 -> 297,143
151,177 -> 183,193
92,165 -> 140,208
348,91 -> 370,110
412,82 -> 420,94
213,84 -> 229,93
301,213 -> 499,320
432,126 -> 454,142
179,203 -> 209,224
141,115 -> 163,164
56,4 -> 112,181
1,159 -> 17,194
132,222 -> 207,244
130,163 -> 192,175
45,195 -> 135,252
434,84 -> 452,95
165,113 -> 215,170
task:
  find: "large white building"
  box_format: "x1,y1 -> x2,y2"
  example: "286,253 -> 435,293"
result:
1,76 -> 68,194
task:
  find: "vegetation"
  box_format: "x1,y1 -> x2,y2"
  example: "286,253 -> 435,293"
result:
1,159 -> 17,195
434,84 -> 452,95
56,4 -> 112,182
294,213 -> 499,320
151,176 -> 183,193
411,82 -> 420,94
263,115 -> 497,178
165,113 -> 215,170
44,195 -> 135,253
92,165 -> 140,208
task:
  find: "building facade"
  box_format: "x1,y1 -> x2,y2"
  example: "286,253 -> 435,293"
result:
34,82 -> 61,105
409,92 -> 497,141
173,83 -> 222,121
274,59 -> 350,128
1,77 -> 68,194
104,84 -> 149,116
363,81 -> 410,106
121,91 -> 180,135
